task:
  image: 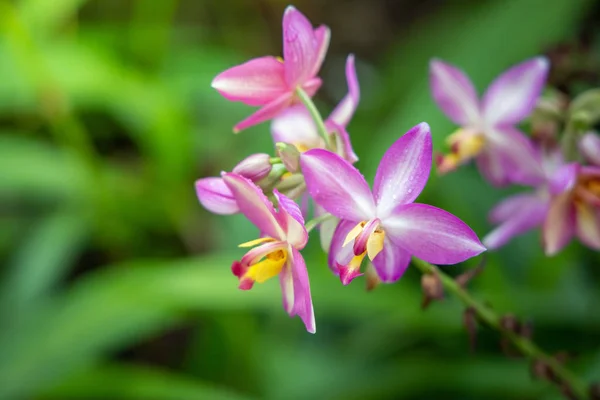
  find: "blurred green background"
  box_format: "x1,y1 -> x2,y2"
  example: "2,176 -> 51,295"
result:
1,0 -> 600,399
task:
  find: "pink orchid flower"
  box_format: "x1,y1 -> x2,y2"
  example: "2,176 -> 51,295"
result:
300,123 -> 486,284
484,134 -> 600,255
212,6 -> 330,132
271,54 -> 360,163
222,173 -> 315,333
430,57 -> 549,186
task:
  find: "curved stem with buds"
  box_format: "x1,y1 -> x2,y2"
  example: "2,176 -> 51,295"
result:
295,87 -> 332,149
412,257 -> 590,400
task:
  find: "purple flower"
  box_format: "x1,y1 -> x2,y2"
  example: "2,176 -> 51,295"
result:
223,173 -> 315,333
300,123 -> 486,284
271,54 -> 360,163
430,57 -> 549,186
212,6 -> 329,132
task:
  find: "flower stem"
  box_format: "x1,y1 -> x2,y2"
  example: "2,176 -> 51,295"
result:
305,213 -> 335,233
411,257 -> 590,399
295,87 -> 332,149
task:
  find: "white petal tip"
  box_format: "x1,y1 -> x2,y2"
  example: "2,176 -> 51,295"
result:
284,5 -> 297,14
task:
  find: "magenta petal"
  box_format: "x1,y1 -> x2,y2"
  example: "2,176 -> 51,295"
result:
482,57 -> 549,126
279,248 -> 315,333
301,149 -> 376,222
273,190 -> 308,249
429,59 -> 480,125
372,239 -> 411,283
543,192 -> 575,256
549,163 -> 579,195
483,194 -> 548,249
580,133 -> 600,166
309,25 -> 330,78
212,57 -> 287,106
384,203 -> 486,264
328,54 -> 360,127
222,173 -> 285,240
480,127 -> 545,186
327,122 -> 358,163
234,93 -> 293,132
282,6 -> 317,87
271,105 -> 321,147
373,123 -> 432,218
195,177 -> 240,214
328,219 -> 356,273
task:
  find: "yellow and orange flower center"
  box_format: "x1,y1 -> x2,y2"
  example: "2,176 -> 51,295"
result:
436,128 -> 486,174
341,219 -> 386,275
574,173 -> 600,206
233,238 -> 288,289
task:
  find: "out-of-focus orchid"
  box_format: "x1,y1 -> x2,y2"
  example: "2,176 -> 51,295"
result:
430,57 -> 549,186
271,54 -> 360,163
300,123 -> 486,284
484,134 -> 600,255
581,132 -> 600,165
212,6 -> 330,132
223,173 -> 315,333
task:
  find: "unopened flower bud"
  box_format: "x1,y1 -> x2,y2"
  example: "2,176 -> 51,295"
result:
233,153 -> 272,182
276,142 -> 301,173
256,163 -> 287,191
421,272 -> 443,309
275,173 -> 306,199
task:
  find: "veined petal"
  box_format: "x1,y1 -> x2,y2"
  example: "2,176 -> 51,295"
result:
222,173 -> 285,240
282,6 -> 317,87
280,248 -> 316,333
384,203 -> 485,264
212,57 -> 287,106
482,57 -> 549,126
195,177 -> 239,214
542,192 -> 575,256
309,25 -> 330,78
328,219 -> 356,273
328,54 -> 360,127
580,133 -> 600,166
483,194 -> 548,249
373,123 -> 432,218
273,190 -> 308,249
371,238 -> 411,283
301,149 -> 376,221
575,202 -> 600,249
480,127 -> 546,186
429,59 -> 480,125
233,93 -> 293,133
271,105 -> 321,148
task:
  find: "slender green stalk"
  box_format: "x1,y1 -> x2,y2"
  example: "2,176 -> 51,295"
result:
305,213 -> 335,233
411,258 -> 590,399
295,87 -> 332,149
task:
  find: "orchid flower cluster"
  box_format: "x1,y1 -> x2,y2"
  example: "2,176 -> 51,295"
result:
196,6 -> 600,333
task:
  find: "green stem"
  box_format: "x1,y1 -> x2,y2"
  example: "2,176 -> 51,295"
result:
305,213 -> 335,233
295,87 -> 331,149
411,258 -> 590,399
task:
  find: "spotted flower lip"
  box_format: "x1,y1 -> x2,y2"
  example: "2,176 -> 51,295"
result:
300,122 -> 486,284
222,172 -> 315,333
211,6 -> 330,133
430,57 -> 549,186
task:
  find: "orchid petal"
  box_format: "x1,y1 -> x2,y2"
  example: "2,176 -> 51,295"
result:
542,192 -> 575,256
212,57 -> 287,106
373,123 -> 432,218
327,122 -> 358,163
309,25 -> 330,78
301,77 -> 322,97
384,203 -> 485,264
301,149 -> 376,222
479,127 -> 545,186
222,173 -> 285,240
549,163 -> 579,195
233,93 -> 293,133
371,238 -> 411,283
328,219 -> 356,273
429,59 -> 480,125
282,6 -> 317,87
280,248 -> 315,333
482,57 -> 549,126
483,194 -> 548,249
271,105 -> 321,148
328,54 -> 360,127
580,133 -> 600,166
195,177 -> 239,215
273,190 -> 308,249
575,202 -> 600,249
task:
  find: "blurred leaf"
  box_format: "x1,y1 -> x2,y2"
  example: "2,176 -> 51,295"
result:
43,363 -> 255,400
18,0 -> 88,37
